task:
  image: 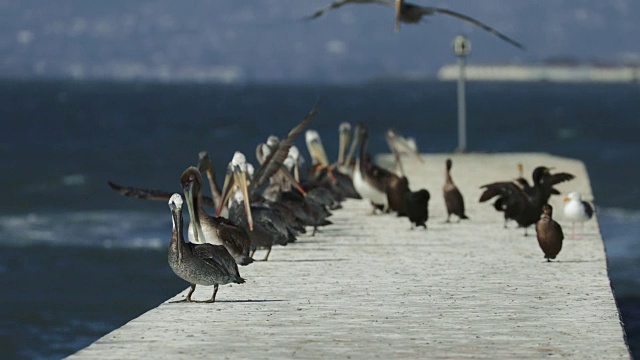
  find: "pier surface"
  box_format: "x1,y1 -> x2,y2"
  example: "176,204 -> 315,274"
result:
70,153 -> 629,359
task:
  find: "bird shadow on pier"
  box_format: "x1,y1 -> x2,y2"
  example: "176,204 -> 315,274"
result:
163,299 -> 287,304
266,258 -> 349,263
215,299 -> 287,303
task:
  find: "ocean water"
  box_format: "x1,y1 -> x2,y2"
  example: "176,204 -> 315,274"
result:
0,79 -> 638,358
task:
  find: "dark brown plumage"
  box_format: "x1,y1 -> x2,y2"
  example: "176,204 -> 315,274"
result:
303,0 -> 524,49
535,204 -> 564,262
443,158 -> 468,223
405,189 -> 430,229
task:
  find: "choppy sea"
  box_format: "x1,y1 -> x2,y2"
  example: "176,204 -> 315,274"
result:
0,79 -> 638,359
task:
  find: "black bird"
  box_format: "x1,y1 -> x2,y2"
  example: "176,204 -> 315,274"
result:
443,159 -> 469,223
304,0 -> 524,49
405,189 -> 430,229
167,193 -> 245,303
480,166 -> 574,235
536,204 -> 564,262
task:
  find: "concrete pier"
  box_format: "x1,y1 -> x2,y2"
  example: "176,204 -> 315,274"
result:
69,153 -> 630,359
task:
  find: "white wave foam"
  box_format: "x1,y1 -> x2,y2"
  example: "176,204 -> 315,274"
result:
0,211 -> 169,249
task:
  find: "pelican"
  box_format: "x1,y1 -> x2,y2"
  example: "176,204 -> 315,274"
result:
304,0 -> 524,49
443,158 -> 469,223
353,124 -> 392,213
167,193 -> 245,303
181,166 -> 254,266
218,152 -> 295,261
536,204 -> 564,262
563,192 -> 594,238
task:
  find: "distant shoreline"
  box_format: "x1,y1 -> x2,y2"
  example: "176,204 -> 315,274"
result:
437,64 -> 640,83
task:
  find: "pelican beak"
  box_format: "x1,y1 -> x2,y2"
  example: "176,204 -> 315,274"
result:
307,136 -> 330,167
394,0 -> 402,32
183,180 -> 203,244
170,207 -> 183,265
563,197 -> 570,202
343,127 -> 360,170
198,151 -> 221,207
217,169 -> 233,217
278,167 -> 307,196
293,161 -> 300,183
338,123 -> 351,166
233,168 -> 254,231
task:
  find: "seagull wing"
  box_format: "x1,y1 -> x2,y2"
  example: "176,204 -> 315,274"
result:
414,5 -> 524,50
304,0 -> 394,20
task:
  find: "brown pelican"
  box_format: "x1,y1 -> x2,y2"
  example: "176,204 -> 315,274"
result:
386,128 -> 423,176
442,158 -> 469,222
218,152 -> 296,261
536,204 -> 564,262
306,125 -> 361,200
167,193 -> 245,303
562,192 -> 594,238
353,124 -> 391,213
181,166 -> 254,266
480,167 -> 574,235
197,151 -> 224,210
304,0 -> 524,49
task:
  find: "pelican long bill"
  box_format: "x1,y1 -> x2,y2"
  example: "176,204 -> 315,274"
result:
183,179 -> 204,245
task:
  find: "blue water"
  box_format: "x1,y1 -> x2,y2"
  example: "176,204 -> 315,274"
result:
0,79 -> 638,358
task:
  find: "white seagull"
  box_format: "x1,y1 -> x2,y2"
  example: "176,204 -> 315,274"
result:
562,192 -> 594,238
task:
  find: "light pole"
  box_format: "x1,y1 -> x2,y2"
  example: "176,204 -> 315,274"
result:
453,35 -> 471,153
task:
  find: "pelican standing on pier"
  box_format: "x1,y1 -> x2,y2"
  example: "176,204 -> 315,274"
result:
353,124 -> 390,213
181,166 -> 254,266
167,193 -> 245,303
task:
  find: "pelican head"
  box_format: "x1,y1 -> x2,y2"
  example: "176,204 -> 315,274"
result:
218,152 -> 254,231
180,167 -> 205,245
305,129 -> 329,167
168,193 -> 185,264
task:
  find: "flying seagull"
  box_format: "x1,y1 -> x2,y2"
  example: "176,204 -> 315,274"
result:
304,0 -> 524,49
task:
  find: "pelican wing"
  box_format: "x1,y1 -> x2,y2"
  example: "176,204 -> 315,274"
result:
304,0 -> 394,20
250,102 -> 319,195
416,6 -> 524,50
107,181 -> 216,209
192,244 -> 238,277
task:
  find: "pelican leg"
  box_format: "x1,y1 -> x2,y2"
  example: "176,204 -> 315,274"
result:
250,248 -> 257,257
262,247 -> 273,261
312,226 -> 318,236
203,284 -> 219,303
170,284 -> 196,303
523,227 -> 529,237
445,214 -> 451,223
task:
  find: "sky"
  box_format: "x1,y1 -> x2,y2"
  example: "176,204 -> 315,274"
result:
1,0 -> 639,83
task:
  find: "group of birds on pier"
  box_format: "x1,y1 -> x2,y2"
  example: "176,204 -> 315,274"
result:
109,104 -> 594,301
479,163 -> 594,261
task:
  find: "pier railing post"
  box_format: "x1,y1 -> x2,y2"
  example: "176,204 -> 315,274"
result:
453,35 -> 471,153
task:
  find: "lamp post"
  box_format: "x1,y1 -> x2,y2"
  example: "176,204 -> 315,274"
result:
453,35 -> 471,153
